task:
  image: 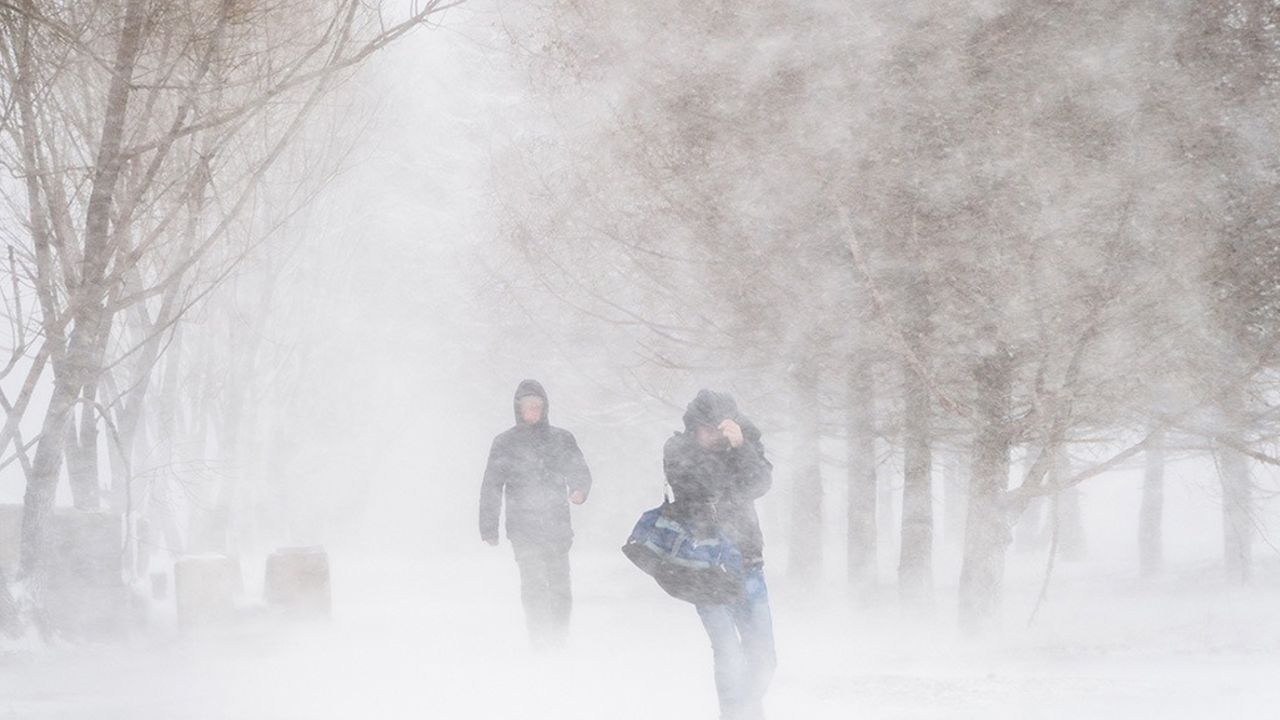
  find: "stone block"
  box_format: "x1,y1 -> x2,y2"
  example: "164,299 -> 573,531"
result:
264,546 -> 330,617
175,554 -> 241,629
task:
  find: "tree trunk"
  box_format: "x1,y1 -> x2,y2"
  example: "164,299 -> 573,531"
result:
21,301 -> 115,576
1053,451 -> 1086,561
106,389 -> 140,514
1138,431 -> 1165,578
150,337 -> 187,558
81,0 -> 149,282
12,0 -> 68,580
19,0 -> 148,579
895,260 -> 933,606
878,463 -> 897,560
1218,443 -> 1253,584
958,348 -> 1013,632
1013,450 -> 1046,552
66,383 -> 102,510
788,368 -> 824,583
20,374 -> 78,577
847,361 -> 877,589
898,356 -> 933,606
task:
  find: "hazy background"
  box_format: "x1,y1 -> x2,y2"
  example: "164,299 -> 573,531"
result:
2,1 -> 1280,718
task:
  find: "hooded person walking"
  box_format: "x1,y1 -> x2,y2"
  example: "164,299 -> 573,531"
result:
480,379 -> 592,649
665,389 -> 775,720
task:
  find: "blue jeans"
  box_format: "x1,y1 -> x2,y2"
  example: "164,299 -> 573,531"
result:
695,568 -> 776,720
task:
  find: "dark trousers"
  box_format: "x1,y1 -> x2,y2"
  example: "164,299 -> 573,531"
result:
511,542 -> 572,649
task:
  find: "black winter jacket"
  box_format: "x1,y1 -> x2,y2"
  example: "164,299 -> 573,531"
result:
480,380 -> 592,549
663,390 -> 773,565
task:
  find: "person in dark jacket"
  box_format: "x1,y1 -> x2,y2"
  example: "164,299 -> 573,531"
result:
480,379 -> 592,649
665,389 -> 775,720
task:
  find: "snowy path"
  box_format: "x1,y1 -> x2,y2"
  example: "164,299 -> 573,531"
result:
3,550 -> 1279,719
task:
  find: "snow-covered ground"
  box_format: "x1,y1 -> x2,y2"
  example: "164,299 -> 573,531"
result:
4,547 -> 1278,719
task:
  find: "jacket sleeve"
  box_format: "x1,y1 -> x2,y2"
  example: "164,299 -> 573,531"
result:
562,431 -> 592,498
729,424 -> 772,500
479,437 -> 505,542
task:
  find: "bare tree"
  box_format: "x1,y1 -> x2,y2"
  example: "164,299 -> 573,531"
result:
0,1 -> 460,626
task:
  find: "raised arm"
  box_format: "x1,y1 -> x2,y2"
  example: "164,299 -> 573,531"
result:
729,422 -> 773,499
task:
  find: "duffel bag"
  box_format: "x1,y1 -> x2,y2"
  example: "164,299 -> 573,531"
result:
622,501 -> 745,605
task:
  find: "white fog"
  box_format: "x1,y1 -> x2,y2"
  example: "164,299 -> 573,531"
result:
2,1 -> 1279,718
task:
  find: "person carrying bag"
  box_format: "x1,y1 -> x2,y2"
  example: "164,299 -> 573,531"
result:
622,390 -> 776,720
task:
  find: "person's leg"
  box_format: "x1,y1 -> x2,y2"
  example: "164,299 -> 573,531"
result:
732,569 -> 776,719
512,543 -> 553,647
545,547 -> 572,646
697,602 -> 748,718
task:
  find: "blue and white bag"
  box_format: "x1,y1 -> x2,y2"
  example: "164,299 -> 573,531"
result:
622,495 -> 746,605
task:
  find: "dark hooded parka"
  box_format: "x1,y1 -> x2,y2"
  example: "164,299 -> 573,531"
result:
480,380 -> 592,549
664,390 -> 773,565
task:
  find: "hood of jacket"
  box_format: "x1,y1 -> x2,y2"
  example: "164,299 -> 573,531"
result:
513,379 -> 550,426
682,389 -> 739,431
